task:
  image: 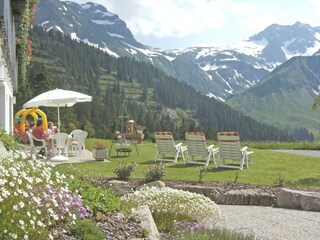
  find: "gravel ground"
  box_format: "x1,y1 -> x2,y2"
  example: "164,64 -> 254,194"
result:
214,205 -> 320,240
54,213 -> 148,240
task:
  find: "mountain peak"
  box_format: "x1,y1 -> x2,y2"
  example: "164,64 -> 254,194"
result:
293,21 -> 311,28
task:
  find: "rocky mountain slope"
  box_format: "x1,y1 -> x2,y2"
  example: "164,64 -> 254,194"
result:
34,0 -> 320,101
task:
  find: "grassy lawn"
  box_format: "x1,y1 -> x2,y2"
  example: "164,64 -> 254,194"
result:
55,138 -> 320,189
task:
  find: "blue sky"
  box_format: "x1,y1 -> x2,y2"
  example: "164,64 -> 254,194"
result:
71,0 -> 320,50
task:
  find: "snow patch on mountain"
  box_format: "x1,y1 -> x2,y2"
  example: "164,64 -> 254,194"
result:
94,9 -> 114,17
41,20 -> 49,27
122,42 -> 162,57
226,39 -> 266,57
200,63 -> 219,72
54,26 -> 63,33
101,42 -> 119,57
83,39 -> 99,48
70,32 -> 80,41
207,92 -> 225,102
91,19 -> 115,25
125,48 -> 137,55
164,55 -> 175,61
107,32 -> 124,38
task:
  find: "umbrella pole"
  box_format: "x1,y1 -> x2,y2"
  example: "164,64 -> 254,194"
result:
57,105 -> 61,155
51,105 -> 68,161
57,105 -> 61,133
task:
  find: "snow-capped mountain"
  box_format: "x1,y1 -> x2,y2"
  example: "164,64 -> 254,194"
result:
34,0 -> 320,101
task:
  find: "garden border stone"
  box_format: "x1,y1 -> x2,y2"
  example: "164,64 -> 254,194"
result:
277,188 -> 320,211
106,180 -> 320,211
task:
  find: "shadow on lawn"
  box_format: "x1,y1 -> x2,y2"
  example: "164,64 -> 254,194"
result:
292,178 -> 320,188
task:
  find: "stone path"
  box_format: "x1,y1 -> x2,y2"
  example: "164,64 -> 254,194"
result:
211,205 -> 320,240
273,149 -> 320,158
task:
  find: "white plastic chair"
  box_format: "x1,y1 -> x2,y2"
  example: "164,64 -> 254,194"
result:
185,132 -> 219,166
53,133 -> 70,158
154,132 -> 187,162
26,131 -> 47,158
70,131 -> 88,156
217,132 -> 254,170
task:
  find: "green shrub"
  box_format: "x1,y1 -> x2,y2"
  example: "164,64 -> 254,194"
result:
0,130 -> 19,150
113,162 -> 137,180
62,168 -> 128,216
145,162 -> 166,181
273,173 -> 287,187
69,219 -> 104,240
195,166 -> 208,183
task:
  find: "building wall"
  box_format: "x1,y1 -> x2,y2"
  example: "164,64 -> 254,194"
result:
0,59 -> 14,133
0,0 -> 18,134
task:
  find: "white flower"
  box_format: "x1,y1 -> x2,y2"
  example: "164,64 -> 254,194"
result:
122,186 -> 221,222
19,201 -> 25,209
37,220 -> 44,227
0,178 -> 7,185
9,233 -> 17,239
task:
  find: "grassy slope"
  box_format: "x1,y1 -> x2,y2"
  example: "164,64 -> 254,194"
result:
55,139 -> 320,189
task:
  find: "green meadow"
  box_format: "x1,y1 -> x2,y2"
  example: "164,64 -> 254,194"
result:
55,139 -> 320,189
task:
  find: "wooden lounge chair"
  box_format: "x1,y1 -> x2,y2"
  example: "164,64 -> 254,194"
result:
154,131 -> 187,162
185,132 -> 219,166
217,132 -> 254,170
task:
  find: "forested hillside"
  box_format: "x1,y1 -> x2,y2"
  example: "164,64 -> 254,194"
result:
16,27 -> 294,141
227,55 -> 320,140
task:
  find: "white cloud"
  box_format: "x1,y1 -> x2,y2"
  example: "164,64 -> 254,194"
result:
310,0 -> 320,16
65,0 -> 320,49
105,0 -> 227,38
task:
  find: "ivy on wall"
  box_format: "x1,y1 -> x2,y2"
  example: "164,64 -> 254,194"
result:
12,0 -> 38,83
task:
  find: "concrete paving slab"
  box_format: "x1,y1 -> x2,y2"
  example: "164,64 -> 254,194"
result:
49,149 -> 106,165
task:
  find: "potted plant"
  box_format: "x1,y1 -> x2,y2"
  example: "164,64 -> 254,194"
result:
92,142 -> 108,161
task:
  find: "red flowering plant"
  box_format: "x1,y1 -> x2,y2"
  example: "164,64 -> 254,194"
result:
94,142 -> 107,150
13,130 -> 29,144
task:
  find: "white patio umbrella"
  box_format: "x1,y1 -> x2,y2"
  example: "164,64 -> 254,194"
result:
23,88 -> 92,161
